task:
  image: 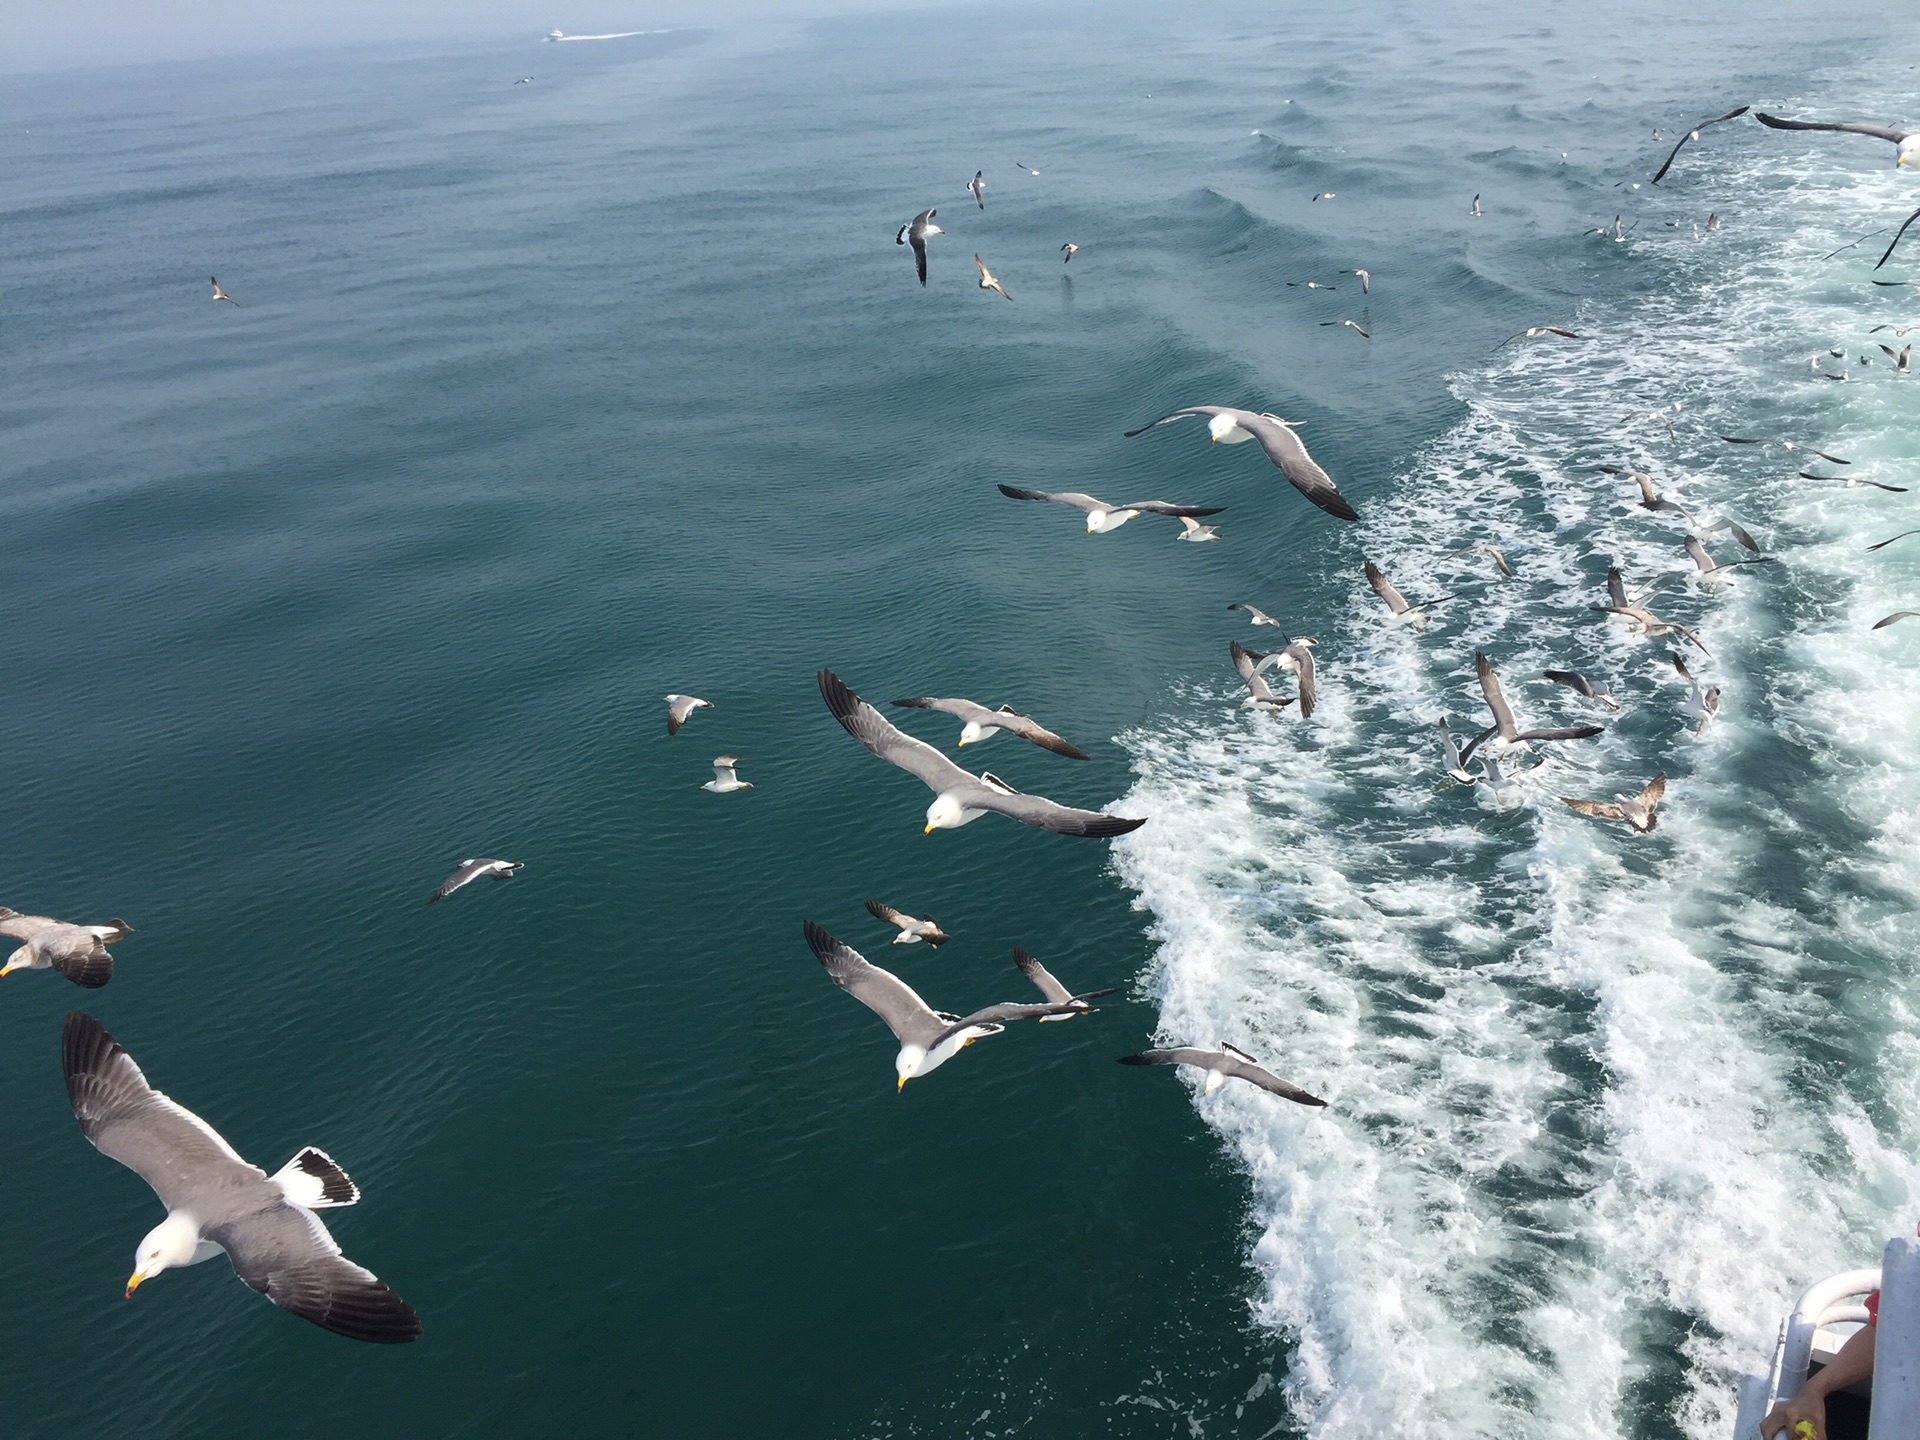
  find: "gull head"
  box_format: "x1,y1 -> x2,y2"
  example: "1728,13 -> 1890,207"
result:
0,944 -> 31,977
895,1046 -> 928,1091
1899,137 -> 1920,168
127,1215 -> 201,1297
1085,508 -> 1135,533
1202,1067 -> 1229,1095
924,793 -> 975,832
1206,413 -> 1248,444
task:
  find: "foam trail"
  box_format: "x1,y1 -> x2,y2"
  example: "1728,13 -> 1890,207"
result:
1116,61 -> 1920,1440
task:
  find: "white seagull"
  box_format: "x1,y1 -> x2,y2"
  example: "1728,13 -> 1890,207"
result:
210,277 -> 239,305
1365,559 -> 1453,626
864,899 -> 951,948
63,1012 -> 419,1343
889,694 -> 1090,759
664,693 -> 712,735
1123,407 -> 1358,520
1669,652 -> 1721,733
1457,651 -> 1605,765
428,858 -> 522,903
1060,242 -> 1078,263
819,671 -> 1145,837
1755,112 -> 1920,168
0,909 -> 133,988
1231,642 -> 1293,713
996,483 -> 1225,534
967,170 -> 986,209
1117,1042 -> 1326,1106
896,209 -> 942,286
701,756 -> 752,793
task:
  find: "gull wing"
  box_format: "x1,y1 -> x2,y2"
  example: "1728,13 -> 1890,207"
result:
1754,112 -> 1909,146
1122,406 -> 1221,438
988,709 -> 1091,760
1285,642 -> 1317,719
1562,797 -> 1628,822
1721,435 -> 1850,465
926,998 -> 1104,1052
1876,205 -> 1920,271
996,484 -> 1102,513
1544,670 -> 1593,699
1513,725 -> 1604,744
211,1203 -> 420,1343
1012,948 -> 1073,1004
0,909 -> 59,942
50,939 -> 114,989
1228,603 -> 1278,624
1606,566 -> 1628,609
976,782 -> 1147,837
804,922 -> 947,1050
864,898 -> 913,929
1874,611 -> 1920,629
1650,104 -> 1751,183
819,670 -> 975,796
1234,413 -> 1359,521
1635,773 -> 1667,809
1475,651 -> 1519,740
1122,500 -> 1228,518
1364,561 -> 1410,614
1685,535 -> 1715,572
63,1011 -> 262,1216
1219,1052 -> 1328,1105
892,696 -> 988,723
428,860 -> 493,903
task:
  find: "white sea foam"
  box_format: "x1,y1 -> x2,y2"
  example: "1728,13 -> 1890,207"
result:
1115,65 -> 1920,1440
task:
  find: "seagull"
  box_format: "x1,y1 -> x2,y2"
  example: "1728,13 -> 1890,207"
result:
1319,319 -> 1371,338
1867,528 -> 1920,552
1869,325 -> 1918,336
1311,191 -> 1337,202
1874,611 -> 1920,630
1122,407 -> 1358,521
1596,594 -> 1710,654
1621,408 -> 1679,444
1060,242 -> 1078,263
1015,162 -> 1040,175
1754,112 -> 1920,168
1265,638 -> 1317,718
1707,211 -> 1721,230
889,695 -> 1090,759
1457,652 -> 1605,765
1543,670 -> 1621,711
1492,325 -> 1581,351
1669,652 -> 1720,733
1231,642 -> 1293,713
1880,343 -> 1912,372
1649,105 -> 1751,183
1685,533 -> 1768,584
427,858 -> 522,903
664,694 -> 712,735
1472,194 -> 1483,217
973,254 -> 1012,301
1175,516 -> 1221,542
1561,773 -> 1666,833
0,910 -> 133,988
1719,434 -> 1849,465
701,756 -> 752,793
63,1011 -> 420,1343
1592,214 -> 1627,241
1287,280 -> 1338,290
995,483 -> 1225,534
1117,1043 -> 1326,1106
1798,468 -> 1906,493
805,923 -> 1103,1090
1350,268 -> 1371,293
1227,602 -> 1284,627
1450,543 -> 1513,576
1694,516 -> 1761,552
514,76 -> 532,84
895,209 -> 942,286
210,277 -> 239,305
1437,717 -> 1481,786
864,899 -> 951,948
1364,559 -> 1452,626
819,671 -> 1145,837
967,170 -> 986,209
1012,948 -> 1111,1021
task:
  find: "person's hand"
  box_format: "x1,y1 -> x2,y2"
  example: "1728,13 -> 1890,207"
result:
1759,1394 -> 1824,1440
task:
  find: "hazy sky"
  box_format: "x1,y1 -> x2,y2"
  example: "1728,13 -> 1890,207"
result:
5,0 -> 936,74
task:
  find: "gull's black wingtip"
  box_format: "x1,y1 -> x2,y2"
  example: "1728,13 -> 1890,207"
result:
802,919 -> 840,962
1116,1053 -> 1156,1066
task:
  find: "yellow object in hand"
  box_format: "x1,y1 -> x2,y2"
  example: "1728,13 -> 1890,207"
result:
1793,1422 -> 1817,1440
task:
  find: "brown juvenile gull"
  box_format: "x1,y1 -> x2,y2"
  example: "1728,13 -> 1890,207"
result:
62,1011 -> 419,1343
210,277 -> 240,305
1492,325 -> 1582,352
890,694 -> 1090,759
1117,1043 -> 1326,1106
1543,669 -> 1621,712
996,484 -> 1225,534
1720,434 -> 1850,465
1562,773 -> 1666,833
1122,407 -> 1359,521
895,209 -> 942,286
1669,652 -> 1720,733
1231,642 -> 1294,713
1649,105 -> 1751,184
805,922 -> 1103,1090
1457,652 -> 1605,765
0,909 -> 134,989
428,858 -> 522,903
1364,559 -> 1453,627
664,693 -> 711,735
1754,112 -> 1920,168
864,899 -> 951,948
973,254 -> 1012,301
819,671 -> 1144,837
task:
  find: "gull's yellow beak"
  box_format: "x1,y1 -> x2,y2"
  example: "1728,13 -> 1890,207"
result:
896,1076 -> 907,1093
0,962 -> 16,979
923,823 -> 934,834
125,1271 -> 147,1299
1210,434 -> 1218,443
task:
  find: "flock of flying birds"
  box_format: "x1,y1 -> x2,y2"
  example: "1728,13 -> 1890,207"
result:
8,96 -> 1918,1356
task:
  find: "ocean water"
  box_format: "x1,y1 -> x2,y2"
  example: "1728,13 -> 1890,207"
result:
4,2 -> 1920,1435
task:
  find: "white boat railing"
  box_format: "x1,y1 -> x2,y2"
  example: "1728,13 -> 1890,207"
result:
1731,1236 -> 1920,1439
